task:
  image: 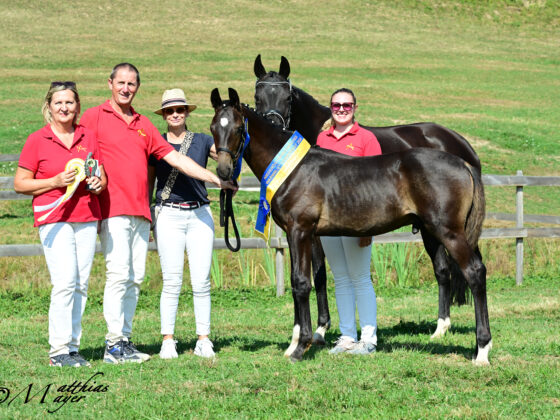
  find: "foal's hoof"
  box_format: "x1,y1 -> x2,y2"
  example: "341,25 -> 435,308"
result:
472,340 -> 492,366
312,332 -> 326,346
430,317 -> 451,339
412,225 -> 420,234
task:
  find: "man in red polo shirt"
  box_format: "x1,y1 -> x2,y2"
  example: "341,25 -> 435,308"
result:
81,63 -> 235,364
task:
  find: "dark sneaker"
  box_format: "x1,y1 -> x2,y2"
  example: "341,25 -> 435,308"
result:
50,353 -> 81,367
69,352 -> 91,367
124,340 -> 151,361
103,340 -> 144,364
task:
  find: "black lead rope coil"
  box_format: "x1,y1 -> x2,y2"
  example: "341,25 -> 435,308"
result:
219,188 -> 241,252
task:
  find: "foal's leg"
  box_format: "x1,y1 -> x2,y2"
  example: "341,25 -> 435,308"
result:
420,230 -> 452,339
311,237 -> 330,346
443,237 -> 492,365
286,230 -> 314,362
284,255 -> 301,357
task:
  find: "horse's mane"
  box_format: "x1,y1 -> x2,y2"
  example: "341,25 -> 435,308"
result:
292,85 -> 329,112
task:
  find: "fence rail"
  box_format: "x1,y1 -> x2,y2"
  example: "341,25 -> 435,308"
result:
1,153 -> 559,292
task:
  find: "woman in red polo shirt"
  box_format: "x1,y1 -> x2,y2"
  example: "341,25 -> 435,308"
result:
14,82 -> 107,367
317,88 -> 381,356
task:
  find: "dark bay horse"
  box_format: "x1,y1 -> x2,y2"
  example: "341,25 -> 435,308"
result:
210,87 -> 492,365
254,54 -> 483,339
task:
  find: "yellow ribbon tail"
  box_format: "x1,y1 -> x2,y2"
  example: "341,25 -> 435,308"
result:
36,158 -> 86,222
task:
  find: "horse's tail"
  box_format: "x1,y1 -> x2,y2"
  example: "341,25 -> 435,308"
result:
464,162 -> 486,249
449,162 -> 486,306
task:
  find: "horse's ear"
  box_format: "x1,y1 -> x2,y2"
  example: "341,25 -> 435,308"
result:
254,54 -> 267,79
210,88 -> 222,109
279,56 -> 290,79
228,88 -> 240,109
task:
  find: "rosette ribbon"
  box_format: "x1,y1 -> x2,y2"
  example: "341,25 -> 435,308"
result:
34,158 -> 86,222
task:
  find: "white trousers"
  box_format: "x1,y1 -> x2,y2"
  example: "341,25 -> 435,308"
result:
320,236 -> 377,344
99,215 -> 150,345
155,205 -> 214,337
39,221 -> 98,357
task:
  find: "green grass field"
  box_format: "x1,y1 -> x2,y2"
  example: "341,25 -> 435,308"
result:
1,0 -> 559,418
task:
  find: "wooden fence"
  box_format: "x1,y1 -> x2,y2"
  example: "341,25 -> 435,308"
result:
2,154 -> 560,294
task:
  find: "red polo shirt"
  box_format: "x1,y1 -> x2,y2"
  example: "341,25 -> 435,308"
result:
80,100 -> 174,220
317,122 -> 381,157
18,124 -> 103,227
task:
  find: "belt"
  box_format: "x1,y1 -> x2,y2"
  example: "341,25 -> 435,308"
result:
161,201 -> 203,210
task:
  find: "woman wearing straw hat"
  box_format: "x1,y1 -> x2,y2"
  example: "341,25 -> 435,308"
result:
148,88 -> 218,359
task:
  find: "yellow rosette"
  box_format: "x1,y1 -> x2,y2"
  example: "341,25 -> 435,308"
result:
34,158 -> 86,222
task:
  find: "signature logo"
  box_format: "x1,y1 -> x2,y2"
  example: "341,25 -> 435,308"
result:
76,145 -> 87,152
137,129 -> 146,137
346,143 -> 355,151
0,372 -> 109,414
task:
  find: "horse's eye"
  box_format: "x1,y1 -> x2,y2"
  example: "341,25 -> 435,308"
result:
237,126 -> 244,135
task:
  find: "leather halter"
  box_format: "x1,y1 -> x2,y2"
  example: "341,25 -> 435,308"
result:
216,129 -> 246,165
255,79 -> 292,130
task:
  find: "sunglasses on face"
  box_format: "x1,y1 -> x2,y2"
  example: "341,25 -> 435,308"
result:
50,81 -> 76,89
163,107 -> 187,115
330,102 -> 354,112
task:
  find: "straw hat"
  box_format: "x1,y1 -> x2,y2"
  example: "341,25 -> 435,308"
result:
154,88 -> 197,115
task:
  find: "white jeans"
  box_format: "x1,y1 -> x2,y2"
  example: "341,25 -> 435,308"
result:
99,216 -> 150,345
155,205 -> 214,337
39,221 -> 98,357
320,236 -> 377,344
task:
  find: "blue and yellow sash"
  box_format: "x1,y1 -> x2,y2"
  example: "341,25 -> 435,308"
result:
255,131 -> 310,240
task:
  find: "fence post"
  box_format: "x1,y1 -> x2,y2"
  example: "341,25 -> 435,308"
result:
516,170 -> 524,286
274,223 -> 285,296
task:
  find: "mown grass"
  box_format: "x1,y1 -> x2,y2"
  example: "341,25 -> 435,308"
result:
0,276 -> 558,419
1,0 -> 559,418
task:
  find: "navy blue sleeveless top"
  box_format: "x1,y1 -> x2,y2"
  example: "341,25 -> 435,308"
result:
149,132 -> 214,205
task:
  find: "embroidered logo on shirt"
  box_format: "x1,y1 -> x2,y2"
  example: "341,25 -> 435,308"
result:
346,143 -> 355,151
76,145 -> 87,152
137,129 -> 146,137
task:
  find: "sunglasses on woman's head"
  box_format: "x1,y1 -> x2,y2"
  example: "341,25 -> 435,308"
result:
50,81 -> 76,88
163,107 -> 187,115
330,102 -> 354,111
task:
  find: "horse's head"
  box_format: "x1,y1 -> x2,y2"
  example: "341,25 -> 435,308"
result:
210,87 -> 245,181
253,54 -> 292,129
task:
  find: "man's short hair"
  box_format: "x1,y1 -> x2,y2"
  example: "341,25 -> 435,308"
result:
110,63 -> 140,85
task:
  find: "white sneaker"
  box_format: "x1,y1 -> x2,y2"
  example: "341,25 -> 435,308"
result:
347,340 -> 376,355
159,339 -> 178,359
194,338 -> 215,358
328,336 -> 357,354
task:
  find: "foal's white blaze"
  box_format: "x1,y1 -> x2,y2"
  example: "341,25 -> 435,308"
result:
284,324 -> 300,357
430,317 -> 451,339
473,340 -> 493,366
220,117 -> 229,127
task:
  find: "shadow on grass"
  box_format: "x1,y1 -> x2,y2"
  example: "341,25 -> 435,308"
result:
321,320 -> 477,361
79,320 -> 476,362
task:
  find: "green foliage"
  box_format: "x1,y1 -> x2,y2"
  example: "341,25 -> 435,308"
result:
211,252 -> 224,289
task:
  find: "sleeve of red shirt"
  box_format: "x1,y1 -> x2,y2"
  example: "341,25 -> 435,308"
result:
144,118 -> 174,160
363,131 -> 382,157
18,132 -> 39,173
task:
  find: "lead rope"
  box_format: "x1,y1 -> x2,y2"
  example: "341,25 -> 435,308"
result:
219,118 -> 250,252
219,184 -> 241,252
